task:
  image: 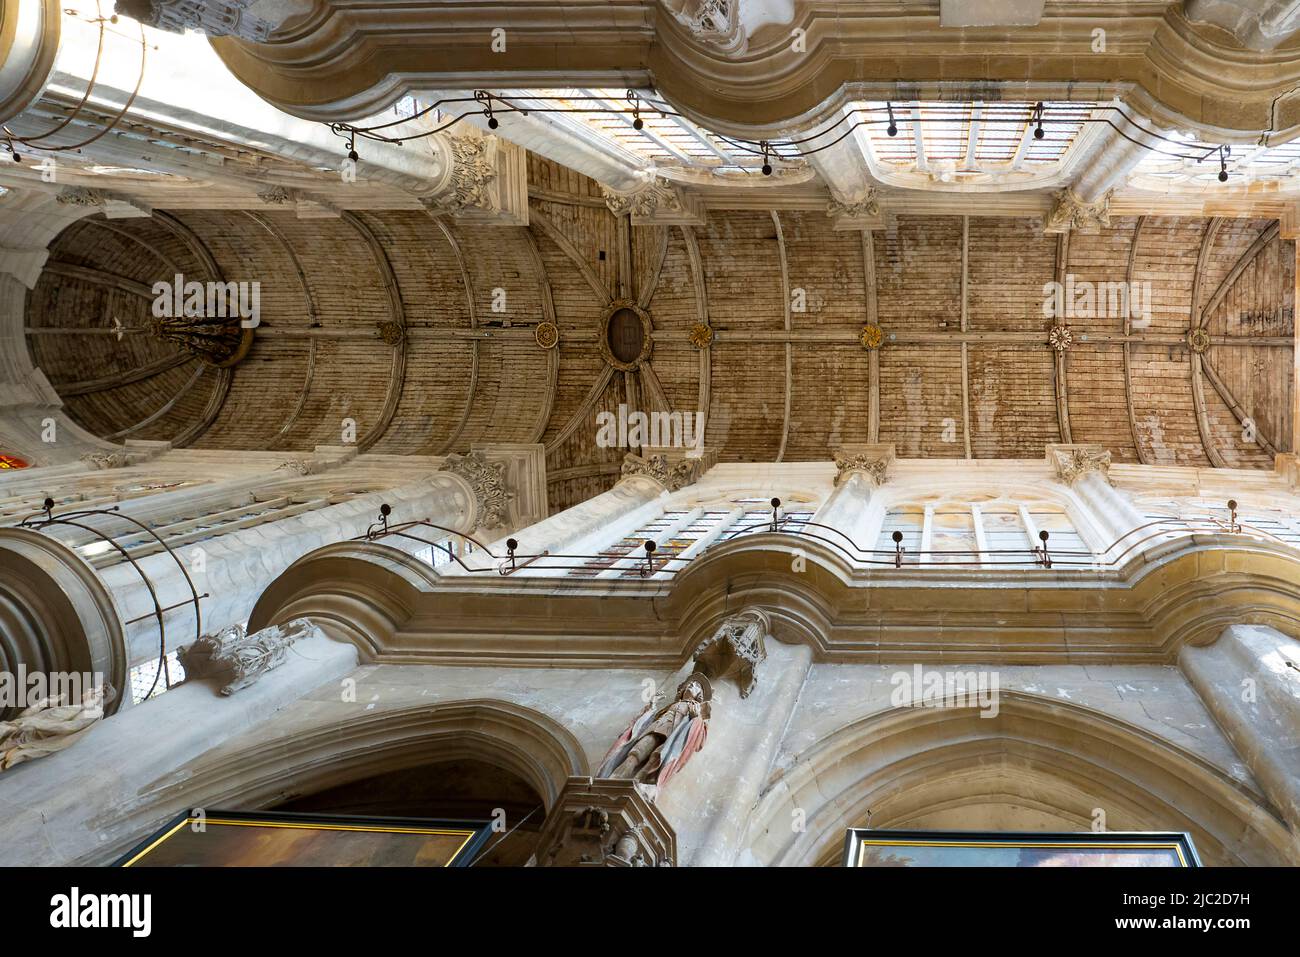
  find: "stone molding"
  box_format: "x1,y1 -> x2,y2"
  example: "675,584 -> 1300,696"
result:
207,4 -> 1300,141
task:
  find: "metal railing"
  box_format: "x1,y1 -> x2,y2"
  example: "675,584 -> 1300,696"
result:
15,499 -> 207,701
352,498 -> 1298,581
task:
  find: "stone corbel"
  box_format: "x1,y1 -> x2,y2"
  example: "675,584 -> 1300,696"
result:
833,443 -> 895,488
692,609 -> 769,699
530,777 -> 676,867
620,447 -> 716,493
601,174 -> 706,226
438,449 -> 512,532
178,618 -> 319,696
1047,443 -> 1113,486
826,188 -> 885,231
1043,188 -> 1112,235
418,131 -> 529,226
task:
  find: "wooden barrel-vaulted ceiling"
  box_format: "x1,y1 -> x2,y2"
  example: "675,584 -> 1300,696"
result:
25,156 -> 1296,512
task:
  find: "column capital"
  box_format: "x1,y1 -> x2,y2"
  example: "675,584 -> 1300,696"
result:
1046,443 -> 1113,486
1043,188 -> 1112,235
832,443 -> 894,488
438,449 -> 512,532
418,131 -> 529,226
79,439 -> 171,471
620,447 -> 716,493
601,174 -> 706,226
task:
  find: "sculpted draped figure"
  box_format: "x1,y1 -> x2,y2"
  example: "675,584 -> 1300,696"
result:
598,674 -> 711,790
0,685 -> 112,771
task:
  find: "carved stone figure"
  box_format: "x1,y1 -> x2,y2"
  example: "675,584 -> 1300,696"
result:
0,684 -> 111,771
439,450 -> 511,530
529,777 -> 677,866
179,618 -> 317,695
598,674 -> 711,789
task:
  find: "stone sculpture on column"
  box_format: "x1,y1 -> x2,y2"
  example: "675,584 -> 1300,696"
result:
0,684 -> 112,771
179,618 -> 319,696
597,673 -> 711,790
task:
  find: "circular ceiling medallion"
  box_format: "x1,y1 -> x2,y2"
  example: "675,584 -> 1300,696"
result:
1187,327 -> 1210,354
599,300 -> 653,371
535,320 -> 559,350
860,324 -> 883,350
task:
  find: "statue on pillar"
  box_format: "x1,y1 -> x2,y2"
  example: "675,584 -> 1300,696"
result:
597,674 -> 711,789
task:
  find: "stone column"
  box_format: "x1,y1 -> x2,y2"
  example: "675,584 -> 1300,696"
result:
1047,444 -> 1146,556
478,450 -> 714,567
1180,624 -> 1300,856
814,443 -> 894,556
113,470 -> 475,669
659,609 -> 815,867
0,618 -> 358,866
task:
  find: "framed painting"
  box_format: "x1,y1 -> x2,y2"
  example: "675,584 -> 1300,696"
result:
114,809 -> 495,867
843,829 -> 1201,867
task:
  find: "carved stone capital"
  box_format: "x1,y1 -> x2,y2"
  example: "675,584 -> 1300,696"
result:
833,443 -> 895,488
693,609 -> 769,699
420,133 -> 497,216
530,777 -> 676,867
256,185 -> 298,205
439,450 -> 511,531
620,452 -> 707,493
1047,443 -> 1113,486
179,618 -> 319,696
827,187 -> 880,219
601,175 -> 706,225
1043,188 -> 1112,234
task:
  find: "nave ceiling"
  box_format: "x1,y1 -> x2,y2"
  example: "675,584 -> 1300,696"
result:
23,155 -> 1295,511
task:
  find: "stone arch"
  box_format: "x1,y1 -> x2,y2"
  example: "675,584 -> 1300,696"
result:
154,699 -> 590,817
741,692 -> 1295,867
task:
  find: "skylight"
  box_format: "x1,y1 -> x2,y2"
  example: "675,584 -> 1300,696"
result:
854,100 -> 1103,187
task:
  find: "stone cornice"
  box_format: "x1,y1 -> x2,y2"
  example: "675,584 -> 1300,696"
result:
247,531 -> 1300,669
209,3 -> 1300,140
